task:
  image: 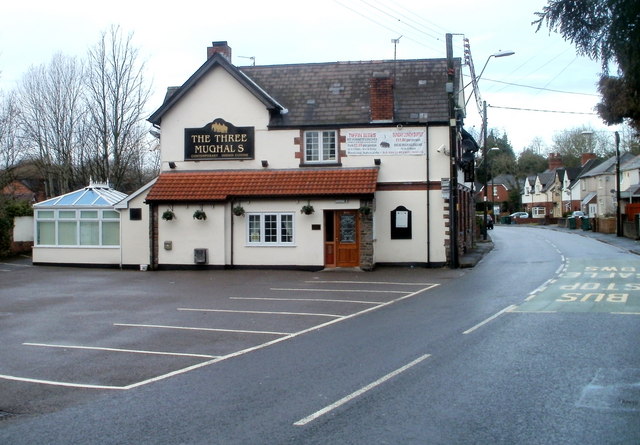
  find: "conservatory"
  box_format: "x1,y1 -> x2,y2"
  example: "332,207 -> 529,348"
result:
32,182 -> 127,266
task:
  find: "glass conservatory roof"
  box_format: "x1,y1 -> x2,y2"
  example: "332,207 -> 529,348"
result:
34,182 -> 127,208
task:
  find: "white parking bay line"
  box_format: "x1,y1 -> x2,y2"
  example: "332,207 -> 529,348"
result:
0,374 -> 125,390
230,297 -> 380,305
272,288 -> 410,294
294,354 -> 431,426
23,342 -> 218,359
177,308 -> 343,318
305,280 -> 438,286
114,323 -> 291,336
462,305 -> 517,335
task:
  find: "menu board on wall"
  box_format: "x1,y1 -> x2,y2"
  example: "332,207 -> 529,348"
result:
345,129 -> 426,156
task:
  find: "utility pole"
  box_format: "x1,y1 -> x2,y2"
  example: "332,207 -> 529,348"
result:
446,33 -> 459,268
615,131 -> 622,237
482,100 -> 488,241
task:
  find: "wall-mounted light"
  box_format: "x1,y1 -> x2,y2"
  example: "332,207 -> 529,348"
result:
261,160 -> 269,168
374,158 -> 381,165
168,162 -> 177,169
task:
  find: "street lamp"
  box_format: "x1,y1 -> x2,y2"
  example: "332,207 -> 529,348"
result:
477,50 -> 516,81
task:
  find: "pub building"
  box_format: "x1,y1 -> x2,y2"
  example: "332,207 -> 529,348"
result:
34,41 -> 477,270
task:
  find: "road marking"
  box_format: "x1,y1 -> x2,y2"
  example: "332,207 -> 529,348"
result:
271,287 -> 410,294
294,354 -> 431,426
126,284 -> 437,390
230,297 -> 380,305
0,262 -> 32,267
177,308 -> 342,318
23,342 -> 218,359
113,323 -> 291,336
0,374 -> 125,390
305,280 -> 438,286
462,305 -> 517,334
611,312 -> 640,315
508,309 -> 557,313
5,284 -> 439,390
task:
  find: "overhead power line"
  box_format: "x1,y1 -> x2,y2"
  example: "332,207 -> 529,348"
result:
482,78 -> 600,96
488,104 -> 597,115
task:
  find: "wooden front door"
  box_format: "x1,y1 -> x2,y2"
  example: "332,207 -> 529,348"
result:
324,210 -> 359,268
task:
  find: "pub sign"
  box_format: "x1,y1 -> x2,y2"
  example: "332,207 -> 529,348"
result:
184,118 -> 254,161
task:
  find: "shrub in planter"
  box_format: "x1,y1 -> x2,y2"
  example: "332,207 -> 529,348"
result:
193,209 -> 207,220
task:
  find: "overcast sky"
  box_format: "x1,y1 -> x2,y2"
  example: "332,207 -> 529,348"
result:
0,0 -> 619,152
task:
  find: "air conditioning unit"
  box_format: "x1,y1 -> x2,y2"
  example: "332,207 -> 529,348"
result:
194,248 -> 208,264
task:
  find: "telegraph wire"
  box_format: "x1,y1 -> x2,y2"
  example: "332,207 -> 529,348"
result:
482,78 -> 600,96
332,0 -> 443,55
488,104 -> 597,115
361,0 -> 444,41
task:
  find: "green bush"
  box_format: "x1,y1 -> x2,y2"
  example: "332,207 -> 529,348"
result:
0,200 -> 33,257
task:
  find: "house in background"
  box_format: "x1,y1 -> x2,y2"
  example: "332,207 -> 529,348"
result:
578,152 -> 635,217
618,154 -> 640,220
475,174 -> 517,216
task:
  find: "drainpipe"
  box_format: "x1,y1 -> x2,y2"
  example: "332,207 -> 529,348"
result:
426,124 -> 431,265
229,202 -> 234,268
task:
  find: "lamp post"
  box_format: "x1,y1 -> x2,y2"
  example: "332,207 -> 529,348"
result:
615,131 -> 622,237
473,49 -> 513,241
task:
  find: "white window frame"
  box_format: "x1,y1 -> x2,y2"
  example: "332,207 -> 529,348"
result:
246,212 -> 295,246
532,207 -> 546,217
35,209 -> 120,247
304,130 -> 337,164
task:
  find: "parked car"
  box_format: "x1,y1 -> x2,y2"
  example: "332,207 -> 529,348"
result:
571,211 -> 586,218
510,212 -> 529,219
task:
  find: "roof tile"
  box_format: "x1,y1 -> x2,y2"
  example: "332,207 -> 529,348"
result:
145,168 -> 378,202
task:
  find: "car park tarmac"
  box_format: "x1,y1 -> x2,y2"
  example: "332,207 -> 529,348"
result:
0,261 -> 456,416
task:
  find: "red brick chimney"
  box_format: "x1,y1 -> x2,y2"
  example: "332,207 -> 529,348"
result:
548,152 -> 563,170
207,41 -> 232,62
370,72 -> 394,122
581,152 -> 596,166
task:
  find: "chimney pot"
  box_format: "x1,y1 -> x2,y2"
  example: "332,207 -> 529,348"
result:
581,152 -> 596,166
207,41 -> 232,62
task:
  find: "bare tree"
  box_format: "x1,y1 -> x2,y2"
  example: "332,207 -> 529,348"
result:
85,25 -> 152,191
0,91 -> 22,184
16,54 -> 85,197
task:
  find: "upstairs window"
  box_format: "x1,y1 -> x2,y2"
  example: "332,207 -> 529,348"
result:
304,130 -> 337,163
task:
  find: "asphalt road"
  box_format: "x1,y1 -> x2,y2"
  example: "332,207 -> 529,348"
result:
1,226 -> 639,444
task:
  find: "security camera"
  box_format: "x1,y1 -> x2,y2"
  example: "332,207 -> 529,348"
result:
436,144 -> 445,153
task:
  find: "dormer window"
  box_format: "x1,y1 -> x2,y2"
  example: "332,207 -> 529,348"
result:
304,130 -> 337,164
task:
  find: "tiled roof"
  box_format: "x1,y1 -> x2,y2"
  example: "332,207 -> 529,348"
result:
149,56 -> 457,127
240,59 -> 452,126
145,168 -> 379,202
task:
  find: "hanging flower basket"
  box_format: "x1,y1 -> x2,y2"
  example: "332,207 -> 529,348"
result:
301,204 -> 315,215
162,209 -> 175,221
193,209 -> 207,220
359,205 -> 372,216
232,205 -> 245,216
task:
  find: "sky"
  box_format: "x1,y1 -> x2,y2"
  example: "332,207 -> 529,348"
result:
0,0 -> 620,153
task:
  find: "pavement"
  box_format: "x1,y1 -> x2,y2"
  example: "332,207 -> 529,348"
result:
458,223 -> 640,268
